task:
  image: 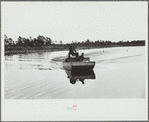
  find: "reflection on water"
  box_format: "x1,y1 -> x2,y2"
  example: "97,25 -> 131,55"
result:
65,69 -> 96,85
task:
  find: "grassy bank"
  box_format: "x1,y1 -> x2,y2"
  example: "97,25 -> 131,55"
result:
5,45 -> 145,55
5,46 -> 68,55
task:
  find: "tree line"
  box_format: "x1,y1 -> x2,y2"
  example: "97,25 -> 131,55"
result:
4,35 -> 145,48
4,35 -> 54,47
68,39 -> 145,47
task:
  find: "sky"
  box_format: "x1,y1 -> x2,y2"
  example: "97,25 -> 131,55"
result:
2,1 -> 148,44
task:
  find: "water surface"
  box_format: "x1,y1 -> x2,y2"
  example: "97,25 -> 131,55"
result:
5,47 -> 146,99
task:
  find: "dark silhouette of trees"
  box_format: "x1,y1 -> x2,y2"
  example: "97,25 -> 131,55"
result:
7,35 -> 53,47
4,35 -> 8,45
46,37 -> 52,45
5,35 -> 14,46
4,34 -> 145,51
35,35 -> 44,46
8,38 -> 13,45
22,38 -> 30,46
16,36 -> 23,46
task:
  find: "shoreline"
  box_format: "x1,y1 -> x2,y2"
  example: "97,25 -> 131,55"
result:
5,48 -> 68,55
5,45 -> 145,56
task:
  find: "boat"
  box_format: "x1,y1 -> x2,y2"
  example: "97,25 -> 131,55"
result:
63,57 -> 95,70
